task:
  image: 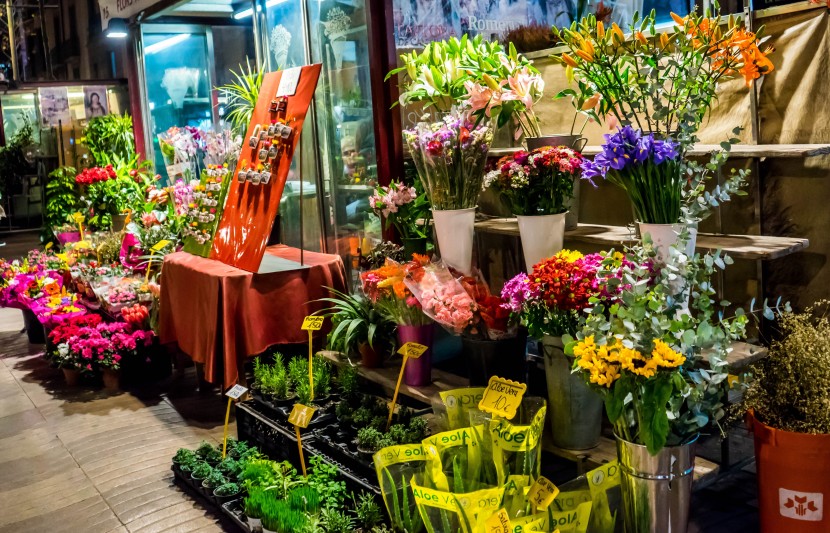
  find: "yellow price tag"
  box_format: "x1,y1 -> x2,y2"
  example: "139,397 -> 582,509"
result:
44,242 -> 53,250
527,476 -> 559,510
478,376 -> 527,420
288,403 -> 317,429
150,239 -> 172,253
301,315 -> 325,331
397,342 -> 428,359
485,509 -> 511,533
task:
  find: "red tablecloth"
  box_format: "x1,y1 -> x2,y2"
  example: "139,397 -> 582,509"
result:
159,245 -> 347,388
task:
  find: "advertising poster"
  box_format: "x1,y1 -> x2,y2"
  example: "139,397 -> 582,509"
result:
83,86 -> 109,118
38,87 -> 71,127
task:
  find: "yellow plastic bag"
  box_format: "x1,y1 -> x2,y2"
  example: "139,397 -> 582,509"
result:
439,388 -> 486,430
374,444 -> 429,533
411,479 -> 505,533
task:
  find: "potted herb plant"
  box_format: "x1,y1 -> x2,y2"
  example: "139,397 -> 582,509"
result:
190,462 -> 213,484
318,287 -> 396,369
202,470 -> 227,492
214,482 -> 242,505
173,448 -> 197,468
196,441 -> 222,465
356,427 -> 392,460
244,488 -> 266,530
484,147 -> 585,271
254,355 -> 295,407
744,302 -> 830,531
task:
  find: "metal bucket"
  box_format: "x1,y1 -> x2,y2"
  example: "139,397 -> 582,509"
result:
524,135 -> 586,231
617,435 -> 698,533
542,335 -> 602,450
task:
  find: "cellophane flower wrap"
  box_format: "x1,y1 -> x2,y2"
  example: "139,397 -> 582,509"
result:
405,261 -> 516,339
158,126 -> 200,181
581,126 -> 682,224
484,146 -> 584,216
361,256 -> 432,327
30,287 -> 87,328
502,249 -> 630,338
403,109 -> 493,210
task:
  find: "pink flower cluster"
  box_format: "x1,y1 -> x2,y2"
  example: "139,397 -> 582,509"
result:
63,321 -> 154,371
464,66 -> 544,117
368,182 -> 416,218
419,284 -> 477,334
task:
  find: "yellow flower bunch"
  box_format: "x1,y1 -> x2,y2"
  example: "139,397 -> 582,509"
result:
574,336 -> 687,387
557,249 -> 584,263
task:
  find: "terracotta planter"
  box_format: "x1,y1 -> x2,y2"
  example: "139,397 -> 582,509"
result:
62,367 -> 80,386
750,411 -> 830,531
102,368 -> 121,391
358,342 -> 382,368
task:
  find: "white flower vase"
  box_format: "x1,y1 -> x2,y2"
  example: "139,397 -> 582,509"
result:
637,222 -> 697,264
517,213 -> 567,273
432,207 -> 476,275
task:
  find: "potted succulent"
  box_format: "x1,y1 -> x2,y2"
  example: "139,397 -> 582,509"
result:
743,302 -> 830,531
214,482 -> 242,505
318,287 -> 396,369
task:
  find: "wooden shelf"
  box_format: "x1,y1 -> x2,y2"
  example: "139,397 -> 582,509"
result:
475,219 -> 809,261
489,143 -> 830,159
320,350 -> 721,486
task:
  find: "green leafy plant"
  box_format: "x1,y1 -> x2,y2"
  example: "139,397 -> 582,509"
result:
217,457 -> 242,479
338,364 -> 360,402
196,441 -> 217,460
43,166 -> 81,242
244,488 -> 267,519
202,470 -> 227,489
261,500 -> 308,533
382,470 -> 424,533
320,508 -> 355,533
191,462 -> 213,480
239,459 -> 278,490
255,355 -> 292,400
173,448 -> 196,465
352,492 -> 383,531
307,456 -> 346,509
218,59 -> 263,136
178,457 -> 199,474
287,486 -> 321,513
313,356 -> 332,397
214,482 -> 240,497
0,121 -> 34,198
743,302 -> 830,434
81,113 -> 136,166
318,287 -> 397,357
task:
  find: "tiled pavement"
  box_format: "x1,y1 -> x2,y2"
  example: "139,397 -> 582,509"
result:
0,308 -> 231,533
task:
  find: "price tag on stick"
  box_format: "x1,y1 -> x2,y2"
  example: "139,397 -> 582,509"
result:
301,315 -> 324,400
222,385 -> 248,458
387,342 -> 428,430
289,403 -> 316,476
485,508 -> 511,533
478,376 -> 527,420
527,476 -> 559,511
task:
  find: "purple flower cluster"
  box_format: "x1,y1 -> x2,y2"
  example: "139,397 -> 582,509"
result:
500,273 -> 541,313
581,126 -> 679,185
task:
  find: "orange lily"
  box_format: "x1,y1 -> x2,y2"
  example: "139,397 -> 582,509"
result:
561,53 -> 578,67
575,50 -> 594,63
670,12 -> 686,26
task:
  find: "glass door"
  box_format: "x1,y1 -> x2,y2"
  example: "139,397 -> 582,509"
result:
140,24 -> 216,182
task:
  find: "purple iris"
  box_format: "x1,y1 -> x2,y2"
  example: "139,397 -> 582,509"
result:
579,127 -> 679,183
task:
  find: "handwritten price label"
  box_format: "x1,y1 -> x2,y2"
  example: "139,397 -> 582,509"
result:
397,342 -> 428,359
527,476 -> 559,510
485,509 -> 511,533
288,403 -> 317,429
301,316 -> 325,331
225,384 -> 248,400
150,239 -> 172,253
478,376 -> 527,420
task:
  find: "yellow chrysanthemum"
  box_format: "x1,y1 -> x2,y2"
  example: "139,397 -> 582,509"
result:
556,249 -> 584,263
651,339 -> 686,368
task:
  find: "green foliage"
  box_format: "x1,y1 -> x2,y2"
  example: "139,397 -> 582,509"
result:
261,500 -> 308,533
191,462 -> 213,479
244,488 -> 267,519
352,492 -> 383,530
255,354 -> 291,399
239,459 -> 278,490
196,441 -> 217,459
743,301 -> 830,434
214,482 -> 240,496
173,448 -> 196,464
383,470 -> 424,533
313,356 -> 332,397
81,113 -> 136,166
216,457 -> 242,479
307,455 -> 346,509
0,121 -> 34,198
178,458 -> 198,474
287,486 -> 321,514
83,174 -> 143,229
337,364 -> 360,401
320,508 -> 355,533
218,59 -> 263,136
318,287 -> 397,356
202,470 -> 227,489
43,166 -> 81,241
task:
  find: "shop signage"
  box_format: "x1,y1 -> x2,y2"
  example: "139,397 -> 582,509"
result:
484,508 -> 511,532
527,476 -> 559,510
221,384 -> 248,458
289,403 -> 316,476
478,376 -> 527,420
98,0 -> 161,30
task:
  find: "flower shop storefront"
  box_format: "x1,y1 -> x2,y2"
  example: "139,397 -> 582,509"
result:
3,0 -> 830,532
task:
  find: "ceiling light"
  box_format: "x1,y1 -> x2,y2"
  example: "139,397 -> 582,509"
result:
105,18 -> 129,39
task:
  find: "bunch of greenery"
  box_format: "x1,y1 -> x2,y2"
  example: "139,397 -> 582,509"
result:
214,482 -> 241,497
337,364 -> 360,403
196,441 -> 222,463
0,121 -> 34,198
743,302 -> 830,434
191,462 -> 213,480
254,355 -> 292,400
81,114 -> 136,166
567,240 -> 786,454
202,470 -> 227,489
218,59 -> 263,136
43,166 -> 81,242
318,287 -> 397,358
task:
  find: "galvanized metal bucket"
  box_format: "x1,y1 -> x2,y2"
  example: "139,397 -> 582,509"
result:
617,435 -> 698,533
542,335 -> 602,450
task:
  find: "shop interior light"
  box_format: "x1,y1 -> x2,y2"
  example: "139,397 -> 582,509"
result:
233,0 -> 288,19
145,34 -> 192,55
106,18 -> 129,39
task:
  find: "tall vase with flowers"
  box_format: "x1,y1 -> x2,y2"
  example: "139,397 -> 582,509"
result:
555,8 -> 773,261
362,256 -> 434,386
404,259 -> 522,385
369,181 -> 431,259
566,242 -> 785,532
390,36 -> 541,273
502,249 -> 630,449
484,146 -> 584,271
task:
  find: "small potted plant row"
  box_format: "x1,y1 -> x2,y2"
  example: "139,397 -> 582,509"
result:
251,353 -> 337,427
172,439 -> 253,507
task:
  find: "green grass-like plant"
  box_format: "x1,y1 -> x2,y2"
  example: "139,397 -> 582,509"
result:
217,59 -> 263,136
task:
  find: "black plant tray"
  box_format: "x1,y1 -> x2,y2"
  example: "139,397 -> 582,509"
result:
303,439 -> 381,495
221,498 -> 251,533
249,391 -> 336,430
236,401 -> 318,465
172,465 -> 247,531
312,424 -> 377,483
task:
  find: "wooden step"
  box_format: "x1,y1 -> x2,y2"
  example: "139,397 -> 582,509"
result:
489,143 -> 830,159
474,219 -> 809,261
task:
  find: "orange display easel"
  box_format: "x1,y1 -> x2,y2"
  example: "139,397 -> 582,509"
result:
210,64 -> 322,272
